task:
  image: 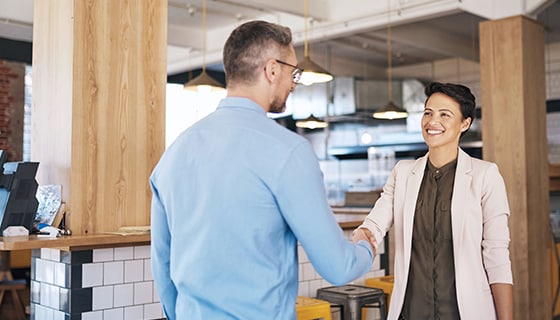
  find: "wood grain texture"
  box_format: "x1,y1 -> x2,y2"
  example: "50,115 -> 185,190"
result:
31,0 -> 74,200
551,164 -> 560,191
0,233 -> 150,251
480,15 -> 550,319
32,0 -> 167,235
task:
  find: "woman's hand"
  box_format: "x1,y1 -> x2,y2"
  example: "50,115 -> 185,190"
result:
352,227 -> 377,256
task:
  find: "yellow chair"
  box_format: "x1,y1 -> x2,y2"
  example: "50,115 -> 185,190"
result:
365,275 -> 394,307
296,296 -> 332,320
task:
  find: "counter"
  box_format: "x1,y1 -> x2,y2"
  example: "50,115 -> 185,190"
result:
0,210 -> 369,319
0,233 -> 160,319
0,233 -> 150,251
332,206 -> 371,229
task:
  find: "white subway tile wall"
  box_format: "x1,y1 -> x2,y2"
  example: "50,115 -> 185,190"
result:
134,246 -> 151,259
104,261 -> 124,285
103,308 -> 124,320
83,263 -> 104,287
124,260 -> 144,283
114,284 -> 134,307
134,282 -> 155,305
124,305 -> 143,320
115,247 -> 134,260
93,248 -> 114,262
92,286 -> 113,310
145,303 -> 167,320
82,311 -> 102,320
30,245 -> 164,320
29,231 -> 383,320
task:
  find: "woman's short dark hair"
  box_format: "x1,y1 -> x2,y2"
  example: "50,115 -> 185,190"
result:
223,20 -> 292,85
425,82 -> 476,136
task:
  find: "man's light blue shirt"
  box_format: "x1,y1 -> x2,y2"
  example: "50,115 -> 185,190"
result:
150,97 -> 373,319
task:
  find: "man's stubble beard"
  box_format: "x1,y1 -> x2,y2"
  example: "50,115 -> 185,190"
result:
268,93 -> 288,114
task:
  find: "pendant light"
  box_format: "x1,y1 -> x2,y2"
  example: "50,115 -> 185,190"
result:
297,0 -> 333,86
373,0 -> 407,120
184,0 -> 225,93
296,114 -> 327,129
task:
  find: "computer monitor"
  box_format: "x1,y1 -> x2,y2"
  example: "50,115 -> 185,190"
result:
0,150 -> 39,235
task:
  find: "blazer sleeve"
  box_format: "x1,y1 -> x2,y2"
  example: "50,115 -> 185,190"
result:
481,163 -> 513,285
358,161 -> 404,251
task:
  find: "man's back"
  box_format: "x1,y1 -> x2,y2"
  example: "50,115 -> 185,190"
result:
151,98 -> 310,319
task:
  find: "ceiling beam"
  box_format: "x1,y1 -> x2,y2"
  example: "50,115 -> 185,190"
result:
388,23 -> 480,62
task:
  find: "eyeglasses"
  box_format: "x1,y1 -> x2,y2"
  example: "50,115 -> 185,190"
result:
275,59 -> 303,84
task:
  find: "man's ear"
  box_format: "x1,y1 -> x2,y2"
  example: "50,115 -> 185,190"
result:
263,59 -> 278,83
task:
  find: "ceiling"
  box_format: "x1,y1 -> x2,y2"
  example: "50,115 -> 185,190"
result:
165,0 -> 560,79
1,0 -> 559,80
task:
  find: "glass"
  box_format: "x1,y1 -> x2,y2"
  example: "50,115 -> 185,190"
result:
275,59 -> 303,84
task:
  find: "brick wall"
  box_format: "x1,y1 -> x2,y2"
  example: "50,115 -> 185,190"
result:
0,59 -> 24,161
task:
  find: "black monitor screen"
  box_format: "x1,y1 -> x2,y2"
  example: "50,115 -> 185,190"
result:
0,150 -> 39,235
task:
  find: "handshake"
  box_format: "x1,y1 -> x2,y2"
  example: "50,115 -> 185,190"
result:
352,227 -> 377,256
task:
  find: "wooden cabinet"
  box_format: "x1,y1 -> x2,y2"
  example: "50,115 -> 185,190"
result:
550,164 -> 560,192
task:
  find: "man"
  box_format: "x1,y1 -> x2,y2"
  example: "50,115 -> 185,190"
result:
150,20 -> 374,320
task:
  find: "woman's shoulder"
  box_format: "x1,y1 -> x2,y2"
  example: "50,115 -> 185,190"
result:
467,156 -> 499,170
458,149 -> 498,169
394,157 -> 426,174
396,158 -> 418,167
462,155 -> 504,179
396,154 -> 427,167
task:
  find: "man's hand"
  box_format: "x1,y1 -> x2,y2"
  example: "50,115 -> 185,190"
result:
352,227 -> 377,256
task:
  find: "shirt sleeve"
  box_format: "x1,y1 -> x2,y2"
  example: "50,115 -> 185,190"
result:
150,177 -> 178,318
273,142 -> 373,285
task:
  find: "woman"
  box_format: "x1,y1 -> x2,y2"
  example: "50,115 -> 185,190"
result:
353,82 -> 513,319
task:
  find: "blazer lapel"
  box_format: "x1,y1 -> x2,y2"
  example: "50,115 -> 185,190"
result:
451,148 -> 473,249
402,154 -> 428,260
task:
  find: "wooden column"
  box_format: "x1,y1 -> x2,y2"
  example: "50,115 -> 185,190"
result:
480,15 -> 549,319
32,0 -> 167,235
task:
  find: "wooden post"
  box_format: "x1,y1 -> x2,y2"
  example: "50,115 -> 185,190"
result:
31,0 -> 167,234
480,15 -> 550,319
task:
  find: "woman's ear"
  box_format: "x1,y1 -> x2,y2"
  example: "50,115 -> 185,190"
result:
461,117 -> 472,132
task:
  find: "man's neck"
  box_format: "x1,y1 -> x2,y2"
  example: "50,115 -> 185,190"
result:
227,85 -> 269,113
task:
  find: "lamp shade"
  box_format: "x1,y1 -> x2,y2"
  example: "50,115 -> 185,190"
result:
183,0 -> 225,94
373,100 -> 408,120
296,114 -> 328,129
184,70 -> 226,93
297,56 -> 333,86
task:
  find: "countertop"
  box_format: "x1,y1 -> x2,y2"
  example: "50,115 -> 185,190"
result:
332,206 -> 372,229
0,233 -> 151,251
0,207 -> 372,250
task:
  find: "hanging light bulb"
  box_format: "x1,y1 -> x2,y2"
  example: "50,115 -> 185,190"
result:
373,101 -> 408,120
184,0 -> 225,93
373,0 -> 407,120
297,0 -> 333,86
296,114 -> 327,129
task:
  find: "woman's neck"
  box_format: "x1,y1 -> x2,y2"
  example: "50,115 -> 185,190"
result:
428,145 -> 459,168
